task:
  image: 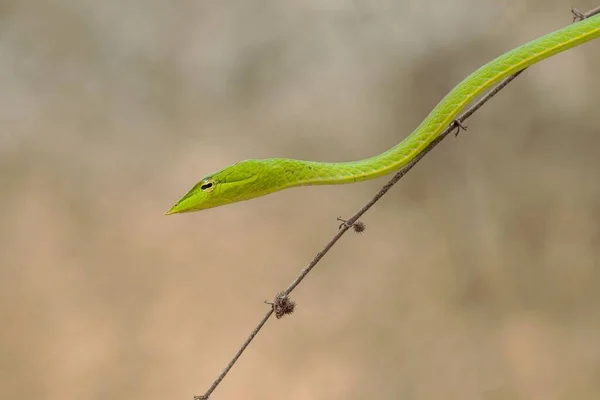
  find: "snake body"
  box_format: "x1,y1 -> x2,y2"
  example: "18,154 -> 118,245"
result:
167,14 -> 600,214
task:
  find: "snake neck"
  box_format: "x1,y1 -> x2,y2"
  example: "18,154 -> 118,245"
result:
265,152 -> 420,188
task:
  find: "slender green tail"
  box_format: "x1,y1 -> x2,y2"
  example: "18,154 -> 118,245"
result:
167,13 -> 600,214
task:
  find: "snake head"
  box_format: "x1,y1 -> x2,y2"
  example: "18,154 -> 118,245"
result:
165,159 -> 281,214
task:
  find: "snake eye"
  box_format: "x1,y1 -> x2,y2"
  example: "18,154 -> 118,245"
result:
200,178 -> 216,192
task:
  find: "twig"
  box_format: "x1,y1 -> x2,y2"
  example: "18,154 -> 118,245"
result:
193,7 -> 599,399
572,5 -> 600,21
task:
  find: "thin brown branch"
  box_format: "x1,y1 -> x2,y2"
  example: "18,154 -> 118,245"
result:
194,7 -> 599,399
572,5 -> 600,20
194,311 -> 273,400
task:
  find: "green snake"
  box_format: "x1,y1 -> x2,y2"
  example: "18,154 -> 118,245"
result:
166,14 -> 600,214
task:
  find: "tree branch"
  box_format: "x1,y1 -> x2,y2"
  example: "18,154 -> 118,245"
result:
193,6 -> 600,399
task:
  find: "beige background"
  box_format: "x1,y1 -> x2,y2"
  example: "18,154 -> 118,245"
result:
2,1 -> 600,399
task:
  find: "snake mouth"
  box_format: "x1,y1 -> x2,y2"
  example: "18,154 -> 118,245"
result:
164,179 -> 212,215
165,170 -> 260,215
164,205 -> 185,215
164,196 -> 196,215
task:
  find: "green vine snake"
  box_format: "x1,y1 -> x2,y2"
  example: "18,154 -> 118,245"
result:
166,14 -> 600,214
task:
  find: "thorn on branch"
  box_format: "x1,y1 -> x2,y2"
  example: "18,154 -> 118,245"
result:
451,119 -> 468,137
337,217 -> 366,233
571,7 -> 584,22
265,292 -> 296,319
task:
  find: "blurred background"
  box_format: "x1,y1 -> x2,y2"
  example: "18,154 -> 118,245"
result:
2,1 -> 600,399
